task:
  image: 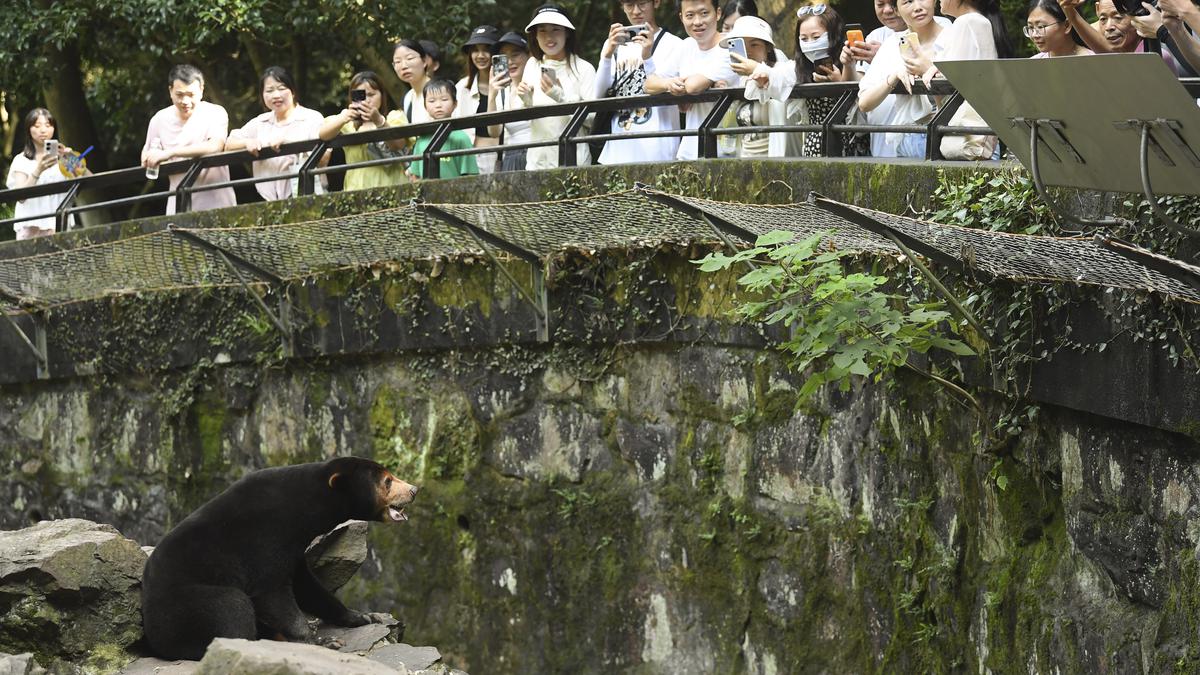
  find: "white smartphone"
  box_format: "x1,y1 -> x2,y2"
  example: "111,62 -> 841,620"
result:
727,37 -> 747,62
541,65 -> 558,84
44,139 -> 59,155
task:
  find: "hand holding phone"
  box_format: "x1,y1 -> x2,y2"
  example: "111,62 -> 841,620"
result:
624,23 -> 649,42
492,54 -> 509,79
350,88 -> 367,103
43,139 -> 59,156
727,37 -> 747,62
846,24 -> 864,48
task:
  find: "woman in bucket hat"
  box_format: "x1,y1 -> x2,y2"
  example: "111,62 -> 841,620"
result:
456,25 -> 504,173
511,3 -> 596,169
484,32 -> 535,172
721,16 -> 803,157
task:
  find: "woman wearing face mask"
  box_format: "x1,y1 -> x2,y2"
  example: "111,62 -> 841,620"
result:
226,66 -> 328,201
486,32 -> 535,172
318,71 -> 411,191
792,4 -> 865,157
456,26 -> 503,174
393,39 -> 436,124
512,4 -> 597,170
858,0 -> 947,158
722,16 -> 802,157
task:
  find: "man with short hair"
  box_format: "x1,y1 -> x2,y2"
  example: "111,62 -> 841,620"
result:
593,0 -> 685,164
142,64 -> 236,214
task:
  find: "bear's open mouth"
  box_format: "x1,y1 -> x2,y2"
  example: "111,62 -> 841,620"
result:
388,507 -> 408,522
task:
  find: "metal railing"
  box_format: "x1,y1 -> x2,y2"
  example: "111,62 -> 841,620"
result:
3,78 -> 1199,233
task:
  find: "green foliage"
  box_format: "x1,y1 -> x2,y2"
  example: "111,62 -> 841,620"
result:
929,168 -> 1057,235
694,230 -> 974,400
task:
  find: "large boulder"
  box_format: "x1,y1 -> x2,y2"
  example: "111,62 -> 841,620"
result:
194,638 -> 405,675
0,519 -> 146,665
0,653 -> 45,675
305,520 -> 369,592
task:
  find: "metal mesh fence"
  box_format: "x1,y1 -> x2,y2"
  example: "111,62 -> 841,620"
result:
1,188 -> 1197,312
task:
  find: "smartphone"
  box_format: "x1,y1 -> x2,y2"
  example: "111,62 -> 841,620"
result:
492,54 -> 509,78
624,23 -> 649,41
846,24 -> 864,48
900,31 -> 921,53
727,37 -> 747,62
1120,0 -> 1152,15
350,89 -> 367,102
44,139 -> 59,155
541,65 -> 559,83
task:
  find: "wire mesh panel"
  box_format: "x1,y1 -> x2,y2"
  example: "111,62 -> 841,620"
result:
179,207 -> 484,280
0,231 -> 246,307
670,194 -> 899,254
429,191 -> 711,255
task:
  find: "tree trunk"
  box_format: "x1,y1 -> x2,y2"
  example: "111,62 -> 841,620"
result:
42,39 -> 106,173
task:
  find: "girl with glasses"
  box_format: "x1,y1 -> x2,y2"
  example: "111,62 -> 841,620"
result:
1025,0 -> 1092,57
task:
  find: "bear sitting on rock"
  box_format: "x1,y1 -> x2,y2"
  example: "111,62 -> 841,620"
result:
141,456 -> 419,660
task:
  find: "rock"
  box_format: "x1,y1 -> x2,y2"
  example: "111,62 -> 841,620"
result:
305,521 -> 369,592
316,621 -> 393,654
195,638 -> 404,675
0,519 -> 147,664
0,653 -> 45,675
117,657 -> 199,675
365,644 -> 441,671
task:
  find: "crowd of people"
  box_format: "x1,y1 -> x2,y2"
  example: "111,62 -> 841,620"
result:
6,0 -> 1200,238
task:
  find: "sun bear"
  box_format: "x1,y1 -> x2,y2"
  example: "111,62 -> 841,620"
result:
141,456 -> 419,660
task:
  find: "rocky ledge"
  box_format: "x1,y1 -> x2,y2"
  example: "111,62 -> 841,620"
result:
0,519 -> 462,675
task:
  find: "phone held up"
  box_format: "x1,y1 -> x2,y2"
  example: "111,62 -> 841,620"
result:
350,88 -> 367,102
541,65 -> 559,83
492,54 -> 509,78
727,37 -> 747,62
1120,0 -> 1153,16
846,23 -> 864,48
622,23 -> 649,42
899,31 -> 922,54
43,139 -> 59,156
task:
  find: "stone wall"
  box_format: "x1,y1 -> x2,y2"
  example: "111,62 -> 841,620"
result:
1,160 -> 1198,672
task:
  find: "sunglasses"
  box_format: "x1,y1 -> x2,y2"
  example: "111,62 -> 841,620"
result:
797,4 -> 828,17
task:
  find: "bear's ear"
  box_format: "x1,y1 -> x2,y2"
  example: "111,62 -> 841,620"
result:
328,473 -> 341,490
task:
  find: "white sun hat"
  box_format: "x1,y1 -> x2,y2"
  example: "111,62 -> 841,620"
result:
720,15 -> 776,48
525,4 -> 577,32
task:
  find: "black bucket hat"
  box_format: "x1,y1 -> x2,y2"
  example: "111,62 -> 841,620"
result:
462,25 -> 502,52
491,31 -> 530,53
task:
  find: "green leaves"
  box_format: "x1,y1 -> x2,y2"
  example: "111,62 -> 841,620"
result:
693,230 -> 975,401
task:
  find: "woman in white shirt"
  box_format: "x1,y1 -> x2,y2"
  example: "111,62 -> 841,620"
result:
487,32 -> 535,172
858,0 -> 948,158
929,0 -> 1012,159
4,108 -> 78,239
456,25 -> 503,174
394,39 -> 436,125
226,67 -> 327,200
512,4 -> 596,170
722,16 -> 802,158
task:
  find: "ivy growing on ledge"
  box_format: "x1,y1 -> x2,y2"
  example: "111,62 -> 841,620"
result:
693,230 -> 976,403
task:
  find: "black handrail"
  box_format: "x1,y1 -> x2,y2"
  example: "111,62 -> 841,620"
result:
3,77 -> 1198,231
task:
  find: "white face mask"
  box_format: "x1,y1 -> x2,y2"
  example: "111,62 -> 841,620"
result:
799,33 -> 831,62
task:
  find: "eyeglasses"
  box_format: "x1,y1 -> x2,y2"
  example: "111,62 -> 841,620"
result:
620,0 -> 654,7
1022,21 -> 1062,37
796,4 -> 828,17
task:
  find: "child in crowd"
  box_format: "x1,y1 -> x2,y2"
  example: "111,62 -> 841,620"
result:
407,78 -> 479,180
511,3 -> 596,169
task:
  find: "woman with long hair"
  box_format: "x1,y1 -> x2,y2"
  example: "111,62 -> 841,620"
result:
226,66 -> 327,200
393,39 -> 436,123
791,4 -> 865,157
722,16 -> 802,157
4,108 -> 82,239
511,4 -> 596,169
318,71 -> 411,191
456,25 -> 503,173
486,32 -> 536,172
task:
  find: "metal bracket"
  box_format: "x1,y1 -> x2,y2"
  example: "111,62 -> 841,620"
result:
415,202 -> 550,342
926,92 -> 965,161
0,309 -> 49,379
558,104 -> 592,168
808,193 -> 994,348
422,123 -> 454,180
54,182 -> 81,233
1114,119 -> 1200,239
296,141 -> 328,196
1094,234 -> 1200,293
168,226 -> 297,356
636,184 -> 759,246
1015,117 -> 1129,231
823,89 -> 859,158
698,93 -> 735,159
174,161 -> 205,213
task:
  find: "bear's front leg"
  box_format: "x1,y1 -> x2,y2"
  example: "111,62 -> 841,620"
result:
252,584 -> 316,642
293,558 -> 393,628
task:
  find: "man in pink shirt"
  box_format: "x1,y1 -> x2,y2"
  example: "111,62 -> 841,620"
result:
141,65 -> 237,214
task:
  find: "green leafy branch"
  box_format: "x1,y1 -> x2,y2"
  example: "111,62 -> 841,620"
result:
694,230 -> 977,405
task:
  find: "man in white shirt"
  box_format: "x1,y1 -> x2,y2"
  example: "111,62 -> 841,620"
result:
142,65 -> 236,214
647,0 -> 737,160
593,0 -> 685,164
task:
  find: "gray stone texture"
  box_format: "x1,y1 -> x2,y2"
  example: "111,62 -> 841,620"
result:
194,638 -> 404,675
306,520 -> 369,592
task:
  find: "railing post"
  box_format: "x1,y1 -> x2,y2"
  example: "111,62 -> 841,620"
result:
54,182 -> 81,232
175,160 -> 204,213
423,122 -> 453,180
926,92 -> 964,161
698,92 -> 735,159
822,89 -> 859,158
296,141 -> 327,196
558,103 -> 591,167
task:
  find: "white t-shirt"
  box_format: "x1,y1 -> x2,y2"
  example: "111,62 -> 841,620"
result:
510,55 -> 596,170
5,153 -> 68,234
228,106 -> 324,201
858,26 -> 949,158
675,37 -> 738,161
454,75 -> 500,174
859,18 -> 952,158
593,29 -> 685,165
496,86 -> 533,147
403,89 -> 432,125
